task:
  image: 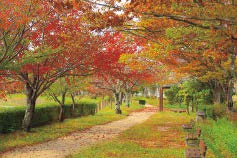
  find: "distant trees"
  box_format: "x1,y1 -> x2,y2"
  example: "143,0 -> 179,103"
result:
165,80 -> 212,114
115,0 -> 237,109
47,77 -> 88,122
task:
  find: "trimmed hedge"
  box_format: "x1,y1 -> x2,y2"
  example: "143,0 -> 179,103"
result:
0,103 -> 96,133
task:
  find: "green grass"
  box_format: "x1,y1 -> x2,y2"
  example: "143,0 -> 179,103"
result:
71,141 -> 184,158
0,102 -> 143,152
164,103 -> 186,110
71,112 -> 195,158
0,93 -> 97,108
133,96 -> 160,106
0,93 -> 102,113
0,93 -> 55,107
201,118 -> 237,158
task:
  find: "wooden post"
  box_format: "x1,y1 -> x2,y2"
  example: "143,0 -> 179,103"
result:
159,87 -> 163,112
156,84 -> 159,105
96,103 -> 99,113
110,99 -> 113,109
106,100 -> 108,107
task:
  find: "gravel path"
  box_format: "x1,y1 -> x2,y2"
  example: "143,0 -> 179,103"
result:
1,106 -> 157,158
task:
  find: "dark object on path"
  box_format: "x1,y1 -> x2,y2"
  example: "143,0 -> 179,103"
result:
139,100 -> 146,105
182,119 -> 195,130
185,139 -> 207,158
186,126 -> 201,146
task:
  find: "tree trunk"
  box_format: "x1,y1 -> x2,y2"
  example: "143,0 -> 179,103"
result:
22,83 -> 37,132
212,85 -> 223,104
71,93 -> 76,111
185,96 -> 191,115
228,52 -> 236,110
119,92 -> 124,105
125,92 -> 131,107
58,91 -> 66,122
114,92 -> 122,114
191,103 -> 194,112
147,87 -> 151,97
58,105 -> 65,122
186,104 -> 190,115
227,82 -> 234,111
191,99 -> 194,112
159,87 -> 163,112
110,97 -> 113,109
143,87 -> 147,97
196,102 -> 198,112
156,84 -> 159,99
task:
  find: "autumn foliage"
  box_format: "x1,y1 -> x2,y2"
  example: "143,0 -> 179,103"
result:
0,0 -> 237,131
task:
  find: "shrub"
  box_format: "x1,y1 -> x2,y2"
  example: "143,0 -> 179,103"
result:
0,102 -> 96,133
198,104 -> 213,118
212,103 -> 226,119
199,103 -> 226,120
164,85 -> 180,105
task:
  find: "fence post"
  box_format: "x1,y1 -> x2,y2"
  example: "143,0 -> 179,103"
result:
96,103 -> 99,113
110,99 -> 113,109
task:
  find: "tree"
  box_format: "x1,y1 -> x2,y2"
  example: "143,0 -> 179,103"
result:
113,0 -> 237,110
0,0 -> 53,99
0,0 -> 135,131
93,32 -> 148,113
72,1 -> 237,110
5,2 -> 101,131
47,76 -> 89,122
165,85 -> 181,105
178,80 -> 211,114
144,26 -> 234,106
0,0 -> 41,70
47,78 -> 69,122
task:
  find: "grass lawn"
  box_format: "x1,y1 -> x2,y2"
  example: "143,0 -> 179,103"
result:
0,93 -> 53,107
201,118 -> 237,158
0,102 -> 143,153
0,93 -> 88,108
71,112 -> 203,158
133,96 -> 160,106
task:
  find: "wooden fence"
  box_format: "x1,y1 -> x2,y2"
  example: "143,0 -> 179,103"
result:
96,99 -> 113,113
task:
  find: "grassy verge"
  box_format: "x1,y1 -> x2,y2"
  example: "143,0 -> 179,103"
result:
0,102 -> 142,153
72,112 -> 197,158
201,118 -> 237,158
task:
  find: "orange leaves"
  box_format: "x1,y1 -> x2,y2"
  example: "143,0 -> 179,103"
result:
0,0 -> 31,31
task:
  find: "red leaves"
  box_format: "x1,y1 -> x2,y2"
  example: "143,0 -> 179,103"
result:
0,77 -> 23,99
94,32 -> 138,78
0,0 -> 29,30
92,32 -> 152,91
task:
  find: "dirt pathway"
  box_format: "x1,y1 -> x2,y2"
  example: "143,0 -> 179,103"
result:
1,106 -> 157,158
